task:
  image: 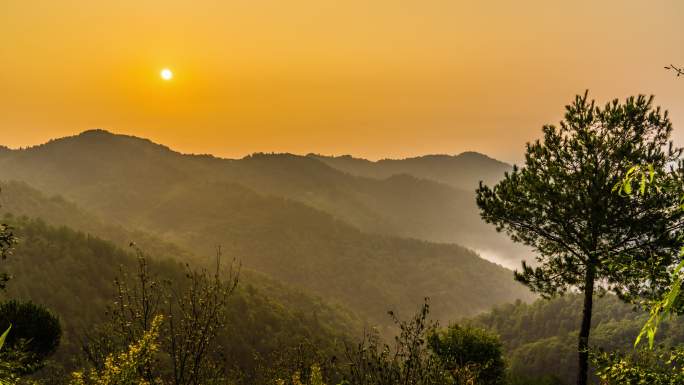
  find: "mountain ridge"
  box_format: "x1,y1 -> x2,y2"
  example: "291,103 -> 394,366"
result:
0,131 -> 536,321
307,151 -> 512,191
0,129 -> 528,266
16,129 -> 505,167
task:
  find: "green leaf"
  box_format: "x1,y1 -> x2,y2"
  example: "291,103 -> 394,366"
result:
648,164 -> 655,183
635,258 -> 684,348
0,324 -> 11,351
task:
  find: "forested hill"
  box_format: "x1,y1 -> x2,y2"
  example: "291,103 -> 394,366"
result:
308,152 -> 511,191
0,177 -> 534,327
4,216 -> 359,375
467,295 -> 684,384
0,129 -> 526,265
0,180 -> 194,262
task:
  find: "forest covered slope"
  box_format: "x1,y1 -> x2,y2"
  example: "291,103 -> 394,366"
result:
468,295 -> 684,384
0,168 -> 533,326
3,216 -> 359,375
2,131 -> 679,384
0,130 -> 527,265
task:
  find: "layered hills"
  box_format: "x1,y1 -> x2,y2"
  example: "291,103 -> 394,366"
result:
4,216 -> 357,375
0,130 -> 533,325
1,129 -> 528,265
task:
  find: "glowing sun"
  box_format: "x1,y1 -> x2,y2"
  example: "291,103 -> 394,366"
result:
160,68 -> 173,80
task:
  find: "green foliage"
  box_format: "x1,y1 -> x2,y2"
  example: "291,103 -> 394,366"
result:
592,346 -> 684,384
1,217 -> 356,382
0,221 -> 17,291
476,92 -> 683,301
70,315 -> 164,385
0,181 -> 193,262
0,182 -> 532,329
238,341 -> 339,385
110,180 -> 529,324
613,162 -> 684,350
469,294 -> 684,384
476,92 -> 684,384
0,326 -> 13,385
600,150 -> 684,385
265,306 -> 512,385
0,224 -> 15,262
0,300 -> 61,373
83,245 -> 314,385
428,325 -> 506,385
0,327 -> 10,349
612,164 -> 655,197
273,364 -> 329,385
340,300 -> 452,385
634,258 -> 684,349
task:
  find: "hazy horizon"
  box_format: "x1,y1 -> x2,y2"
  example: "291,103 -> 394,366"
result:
3,0 -> 683,164
4,128 -> 515,165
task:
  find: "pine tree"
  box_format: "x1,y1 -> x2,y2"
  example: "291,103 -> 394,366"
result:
476,92 -> 684,385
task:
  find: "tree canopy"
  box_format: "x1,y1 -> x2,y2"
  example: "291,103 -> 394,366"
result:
0,300 -> 61,373
0,222 -> 17,291
428,324 -> 506,385
476,92 -> 684,385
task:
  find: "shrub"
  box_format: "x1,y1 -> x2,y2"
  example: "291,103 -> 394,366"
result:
0,300 -> 61,372
428,325 -> 506,385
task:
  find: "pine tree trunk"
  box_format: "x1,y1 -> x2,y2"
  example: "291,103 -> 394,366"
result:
577,262 -> 595,385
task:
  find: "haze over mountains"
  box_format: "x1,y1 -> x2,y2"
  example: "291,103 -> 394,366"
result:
6,129 -> 674,384
307,152 -> 531,266
4,130 -> 530,265
0,130 -> 533,327
4,216 -> 359,374
308,152 -> 511,191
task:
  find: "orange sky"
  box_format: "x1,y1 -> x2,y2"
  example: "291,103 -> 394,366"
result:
1,0 -> 683,163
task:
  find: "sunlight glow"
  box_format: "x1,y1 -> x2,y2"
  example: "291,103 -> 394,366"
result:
160,68 -> 173,80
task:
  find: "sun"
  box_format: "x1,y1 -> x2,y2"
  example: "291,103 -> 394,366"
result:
160,68 -> 173,80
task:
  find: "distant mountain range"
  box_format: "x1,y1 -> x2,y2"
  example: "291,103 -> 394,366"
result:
0,129 -> 534,325
308,152 -> 511,191
3,130 -> 531,266
306,152 -> 531,266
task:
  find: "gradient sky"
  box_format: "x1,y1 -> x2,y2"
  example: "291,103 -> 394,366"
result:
2,0 -> 683,163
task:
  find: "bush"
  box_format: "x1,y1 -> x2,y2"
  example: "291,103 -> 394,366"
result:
0,300 -> 61,372
428,324 -> 506,385
340,300 -> 451,385
70,315 -> 163,385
